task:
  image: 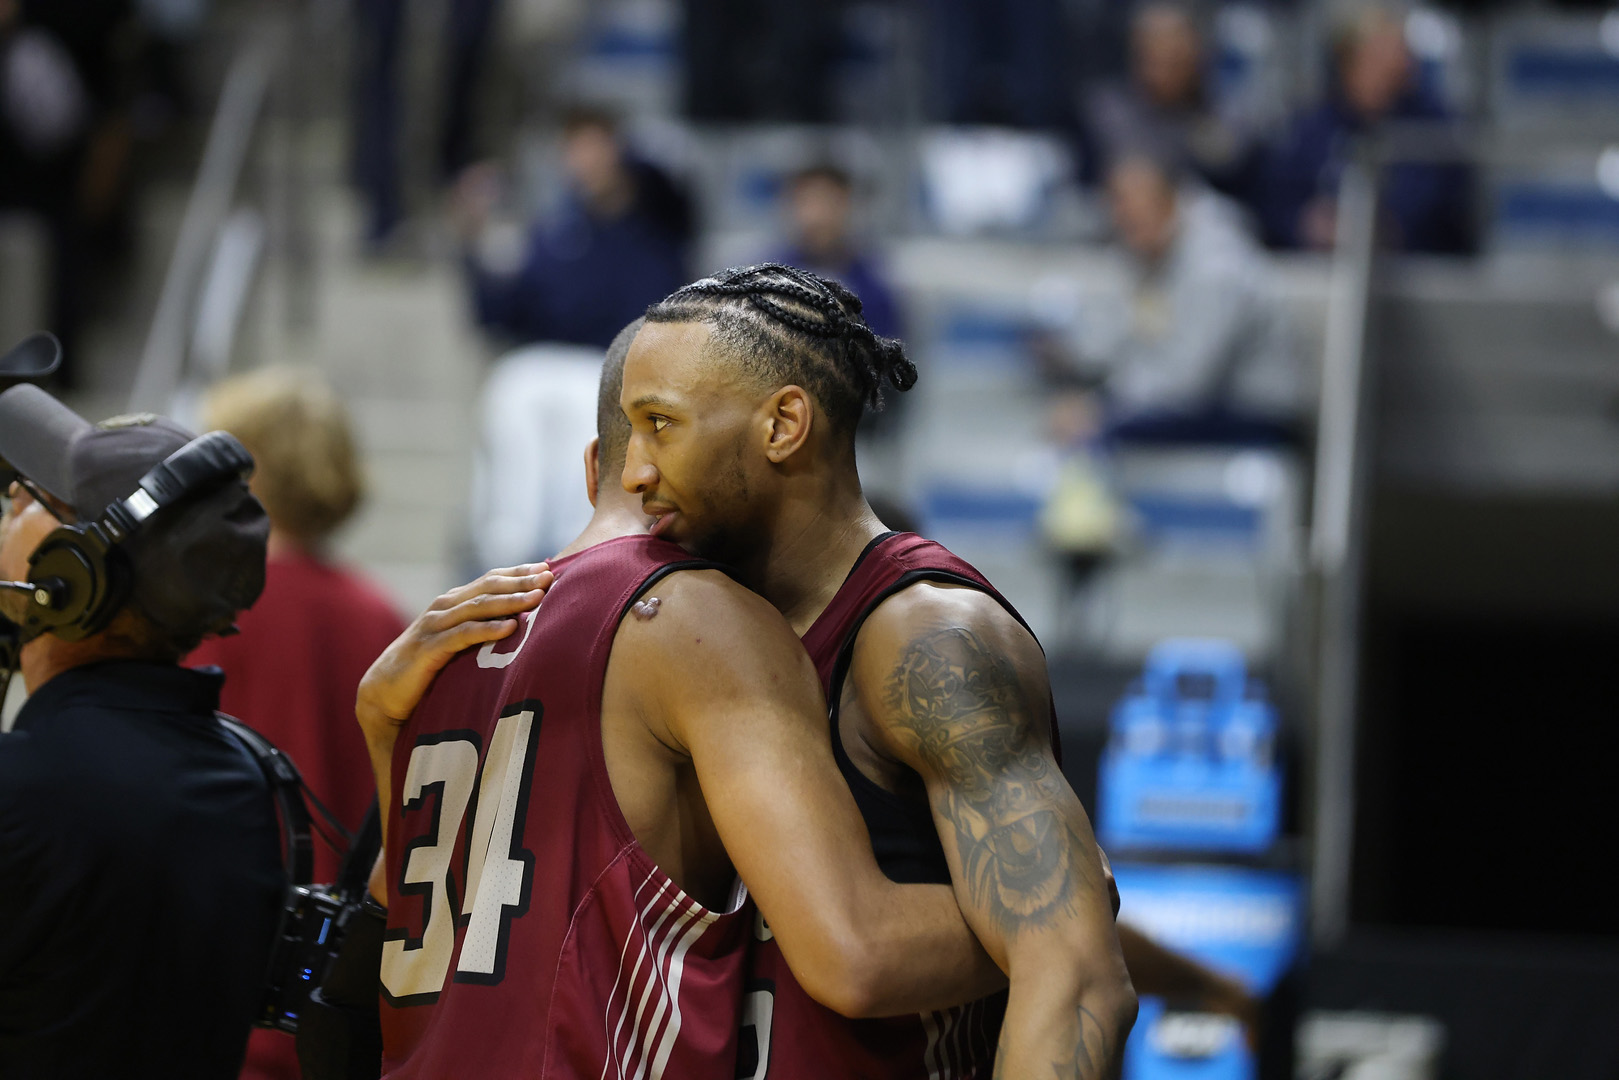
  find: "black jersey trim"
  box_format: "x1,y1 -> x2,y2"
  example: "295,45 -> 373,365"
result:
616,559 -> 729,625
824,568 -> 1043,882
842,531 -> 899,589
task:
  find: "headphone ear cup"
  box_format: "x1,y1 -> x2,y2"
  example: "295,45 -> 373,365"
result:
25,528 -> 117,642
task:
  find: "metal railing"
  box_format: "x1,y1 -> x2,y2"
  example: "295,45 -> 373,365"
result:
128,9 -> 302,414
1308,155 -> 1380,950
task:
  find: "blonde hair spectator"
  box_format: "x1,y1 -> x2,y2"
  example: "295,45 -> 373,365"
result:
189,365 -> 404,1080
203,367 -> 364,547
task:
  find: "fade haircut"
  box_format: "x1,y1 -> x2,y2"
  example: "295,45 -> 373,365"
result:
642,263 -> 917,440
596,317 -> 644,493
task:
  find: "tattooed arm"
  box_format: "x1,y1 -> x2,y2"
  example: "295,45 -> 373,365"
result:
848,583 -> 1137,1079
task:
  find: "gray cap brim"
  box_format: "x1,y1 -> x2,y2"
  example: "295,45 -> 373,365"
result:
0,333 -> 62,387
0,384 -> 93,503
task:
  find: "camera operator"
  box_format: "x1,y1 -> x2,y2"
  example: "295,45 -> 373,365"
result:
0,385 -> 283,1078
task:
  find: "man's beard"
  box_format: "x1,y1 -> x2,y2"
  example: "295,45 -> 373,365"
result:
679,512 -> 750,566
680,447 -> 757,566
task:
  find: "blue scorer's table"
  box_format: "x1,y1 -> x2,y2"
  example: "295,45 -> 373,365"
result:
1114,863 -> 1306,1080
1098,640 -> 1281,855
1095,641 -> 1305,1080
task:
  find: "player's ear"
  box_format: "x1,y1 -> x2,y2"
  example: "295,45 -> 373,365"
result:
763,385 -> 813,464
583,438 -> 601,508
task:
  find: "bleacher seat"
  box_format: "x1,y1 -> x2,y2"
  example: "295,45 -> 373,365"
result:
1491,13 -> 1619,122
1494,176 -> 1619,250
1093,446 -> 1304,662
686,125 -> 901,240
563,0 -> 681,119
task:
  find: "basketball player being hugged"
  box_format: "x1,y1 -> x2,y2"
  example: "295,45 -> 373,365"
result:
615,265 -> 1138,1079
353,321 -> 1005,1079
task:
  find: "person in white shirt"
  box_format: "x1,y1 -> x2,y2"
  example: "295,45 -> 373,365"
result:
1082,151 -> 1306,444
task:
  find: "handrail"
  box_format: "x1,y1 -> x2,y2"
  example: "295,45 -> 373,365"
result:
128,29 -> 282,412
1308,155 -> 1379,950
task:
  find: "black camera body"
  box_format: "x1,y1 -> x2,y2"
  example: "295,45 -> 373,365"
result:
215,713 -> 382,1038
260,883 -> 354,1032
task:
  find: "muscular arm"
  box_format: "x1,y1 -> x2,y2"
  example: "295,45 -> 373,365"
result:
849,584 -> 1137,1079
616,570 -> 1005,1018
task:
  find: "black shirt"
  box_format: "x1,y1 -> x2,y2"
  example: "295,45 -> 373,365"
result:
0,661 -> 285,1078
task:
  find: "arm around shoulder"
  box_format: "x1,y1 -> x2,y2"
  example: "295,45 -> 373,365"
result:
623,570 -> 1001,1018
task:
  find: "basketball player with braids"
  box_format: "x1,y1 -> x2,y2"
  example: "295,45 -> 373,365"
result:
354,321 -> 1004,1078
619,265 -> 1137,1079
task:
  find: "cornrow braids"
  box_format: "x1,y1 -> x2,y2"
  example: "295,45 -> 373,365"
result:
644,263 -> 917,438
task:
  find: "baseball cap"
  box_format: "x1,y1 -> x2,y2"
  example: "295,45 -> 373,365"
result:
0,384 -> 269,636
0,333 -> 62,392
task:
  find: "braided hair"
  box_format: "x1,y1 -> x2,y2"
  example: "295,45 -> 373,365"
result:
643,263 -> 917,438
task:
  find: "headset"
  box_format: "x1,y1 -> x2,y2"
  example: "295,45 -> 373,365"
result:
1,430 -> 256,644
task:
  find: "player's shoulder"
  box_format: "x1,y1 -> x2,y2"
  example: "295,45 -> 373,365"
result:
612,567 -> 801,663
618,569 -> 790,637
848,579 -> 1044,703
860,577 -> 1028,651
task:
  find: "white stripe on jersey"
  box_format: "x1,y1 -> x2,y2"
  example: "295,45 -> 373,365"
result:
602,872 -> 677,1080
921,1011 -> 945,1080
626,892 -> 698,1080
646,902 -> 717,1080
601,868 -> 724,1080
946,1001 -> 969,1077
610,877 -> 687,1079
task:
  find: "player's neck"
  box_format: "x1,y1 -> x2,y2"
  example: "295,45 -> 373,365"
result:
744,478 -> 886,636
556,495 -> 653,559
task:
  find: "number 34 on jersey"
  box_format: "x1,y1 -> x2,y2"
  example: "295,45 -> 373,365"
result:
381,702 -> 542,1002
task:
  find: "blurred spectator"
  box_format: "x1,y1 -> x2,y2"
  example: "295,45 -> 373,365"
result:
770,163 -> 907,438
684,0 -> 843,122
1258,4 -> 1473,254
189,368 -> 399,878
1048,153 -> 1303,443
1086,1 -> 1261,202
771,164 -> 900,340
187,369 -> 403,1079
0,0 -> 138,386
352,0 -> 501,248
461,106 -> 691,349
927,0 -> 1074,128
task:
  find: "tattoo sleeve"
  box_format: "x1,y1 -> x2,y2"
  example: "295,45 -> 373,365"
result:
1049,1004 -> 1111,1080
883,626 -> 1098,938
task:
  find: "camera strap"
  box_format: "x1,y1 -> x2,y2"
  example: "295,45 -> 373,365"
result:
334,801 -> 380,900
218,712 -> 315,885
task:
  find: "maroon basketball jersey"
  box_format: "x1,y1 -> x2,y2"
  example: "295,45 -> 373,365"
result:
380,535 -> 753,1079
739,532 -> 1055,1080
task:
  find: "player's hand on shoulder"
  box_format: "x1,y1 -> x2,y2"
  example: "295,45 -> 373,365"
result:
356,563 -> 553,739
